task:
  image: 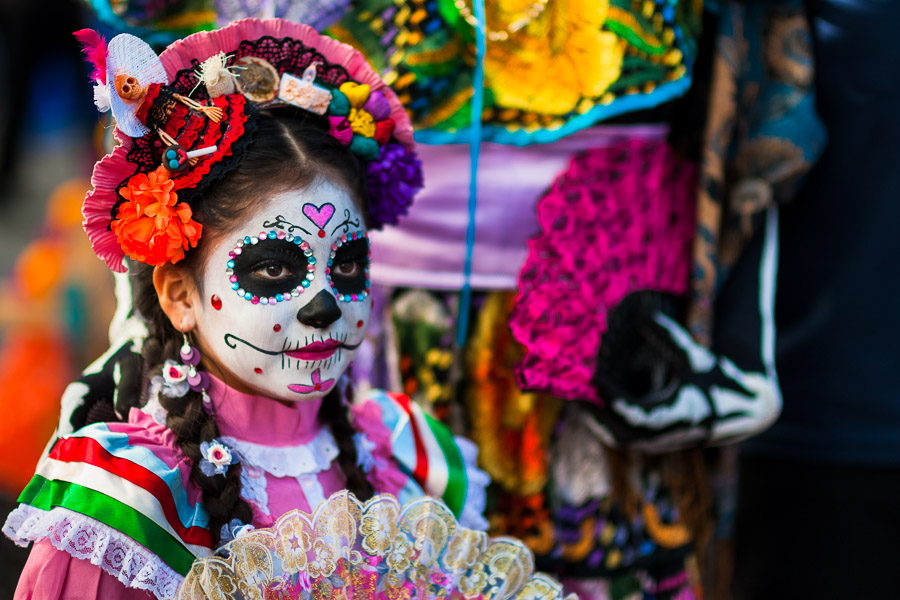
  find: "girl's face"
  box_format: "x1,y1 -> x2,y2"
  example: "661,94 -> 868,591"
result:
191,179 -> 371,402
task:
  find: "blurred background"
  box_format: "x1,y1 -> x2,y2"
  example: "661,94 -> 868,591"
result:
3,1 -> 886,599
0,1 -> 117,589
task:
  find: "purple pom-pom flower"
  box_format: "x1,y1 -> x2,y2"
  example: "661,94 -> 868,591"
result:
365,143 -> 424,229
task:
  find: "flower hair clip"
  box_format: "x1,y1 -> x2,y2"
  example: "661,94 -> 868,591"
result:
199,439 -> 239,477
218,518 -> 254,546
111,166 -> 203,266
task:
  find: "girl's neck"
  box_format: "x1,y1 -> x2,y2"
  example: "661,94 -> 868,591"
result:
206,374 -> 325,446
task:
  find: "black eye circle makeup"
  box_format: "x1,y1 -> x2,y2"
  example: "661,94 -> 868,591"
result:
226,229 -> 370,305
326,232 -> 370,302
227,230 -> 315,305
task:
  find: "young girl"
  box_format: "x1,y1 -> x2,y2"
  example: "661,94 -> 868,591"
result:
4,19 -> 486,599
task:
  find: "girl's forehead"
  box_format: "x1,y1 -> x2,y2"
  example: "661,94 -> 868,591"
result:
209,180 -> 367,264
248,180 -> 362,224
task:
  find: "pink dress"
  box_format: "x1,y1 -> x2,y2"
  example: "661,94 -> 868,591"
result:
6,379 -> 485,599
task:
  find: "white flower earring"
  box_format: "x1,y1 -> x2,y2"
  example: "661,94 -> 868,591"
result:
155,333 -> 211,403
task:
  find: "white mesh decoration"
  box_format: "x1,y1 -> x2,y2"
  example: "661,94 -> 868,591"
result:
106,33 -> 169,137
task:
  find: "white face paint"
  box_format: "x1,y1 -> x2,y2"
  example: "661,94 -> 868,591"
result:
192,180 -> 371,402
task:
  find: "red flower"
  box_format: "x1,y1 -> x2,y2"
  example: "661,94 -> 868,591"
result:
111,166 -> 202,266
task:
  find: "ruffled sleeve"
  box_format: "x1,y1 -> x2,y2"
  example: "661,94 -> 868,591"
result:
361,390 -> 490,530
453,436 -> 490,531
350,399 -> 408,496
4,408 -> 212,599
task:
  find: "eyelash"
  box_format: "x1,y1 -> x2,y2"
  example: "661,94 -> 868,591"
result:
250,259 -> 295,277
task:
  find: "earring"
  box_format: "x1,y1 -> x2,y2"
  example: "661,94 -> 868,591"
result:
181,333 -> 209,393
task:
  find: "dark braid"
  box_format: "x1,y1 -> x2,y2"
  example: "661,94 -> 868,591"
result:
123,108 -> 371,546
318,387 -> 374,501
132,260 -> 254,543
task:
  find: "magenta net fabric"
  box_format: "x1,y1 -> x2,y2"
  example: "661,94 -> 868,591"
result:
510,138 -> 696,404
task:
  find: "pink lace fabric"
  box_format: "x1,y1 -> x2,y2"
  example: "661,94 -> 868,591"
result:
5,505 -> 183,598
350,399 -> 408,495
510,138 -> 696,404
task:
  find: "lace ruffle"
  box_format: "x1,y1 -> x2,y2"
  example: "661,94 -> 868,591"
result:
455,436 -> 490,531
4,504 -> 185,599
221,428 -> 339,478
239,464 -> 271,516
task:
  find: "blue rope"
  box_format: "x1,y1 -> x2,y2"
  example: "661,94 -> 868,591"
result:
455,0 -> 486,348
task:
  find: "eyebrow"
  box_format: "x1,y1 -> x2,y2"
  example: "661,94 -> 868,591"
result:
261,215 -> 312,236
330,207 -> 363,236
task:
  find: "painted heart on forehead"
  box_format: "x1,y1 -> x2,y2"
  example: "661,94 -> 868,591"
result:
192,180 -> 371,402
302,202 -> 335,230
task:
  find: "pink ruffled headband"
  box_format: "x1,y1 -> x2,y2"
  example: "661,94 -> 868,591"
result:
77,18 -> 423,272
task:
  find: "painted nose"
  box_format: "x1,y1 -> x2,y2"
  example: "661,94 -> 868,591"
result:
297,290 -> 342,329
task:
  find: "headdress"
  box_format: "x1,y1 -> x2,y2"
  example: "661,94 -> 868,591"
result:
76,19 -> 423,272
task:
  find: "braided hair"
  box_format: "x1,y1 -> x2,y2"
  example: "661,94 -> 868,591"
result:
127,108 -> 374,544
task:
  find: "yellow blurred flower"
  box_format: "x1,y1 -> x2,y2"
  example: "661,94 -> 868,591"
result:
483,0 -> 624,115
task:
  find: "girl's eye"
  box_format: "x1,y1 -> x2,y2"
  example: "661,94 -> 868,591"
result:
335,262 -> 359,277
255,263 -> 293,279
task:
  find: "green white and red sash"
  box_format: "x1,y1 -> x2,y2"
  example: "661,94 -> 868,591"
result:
15,422 -> 213,576
369,391 -> 469,517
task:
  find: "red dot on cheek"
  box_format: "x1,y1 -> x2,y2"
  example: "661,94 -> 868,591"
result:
357,320 -> 364,328
273,324 -> 281,332
210,295 -> 222,310
317,230 -> 326,238
254,368 -> 263,374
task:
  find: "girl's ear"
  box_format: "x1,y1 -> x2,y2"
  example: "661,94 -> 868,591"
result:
153,263 -> 197,332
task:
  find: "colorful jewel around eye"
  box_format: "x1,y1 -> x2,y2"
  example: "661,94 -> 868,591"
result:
327,230 -> 370,303
229,230 -> 315,304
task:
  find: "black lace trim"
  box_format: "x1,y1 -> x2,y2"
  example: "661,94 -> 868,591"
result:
144,87 -> 179,132
179,102 -> 259,207
169,35 -> 354,100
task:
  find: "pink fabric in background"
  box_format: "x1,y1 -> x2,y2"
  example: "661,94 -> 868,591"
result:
368,126 -> 668,290
510,137 -> 696,403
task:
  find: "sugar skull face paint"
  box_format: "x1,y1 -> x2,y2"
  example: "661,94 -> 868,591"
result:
192,180 -> 371,402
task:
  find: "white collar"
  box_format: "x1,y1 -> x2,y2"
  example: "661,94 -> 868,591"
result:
221,428 -> 338,478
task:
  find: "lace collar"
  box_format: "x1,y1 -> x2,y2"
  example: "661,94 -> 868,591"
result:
222,428 -> 339,478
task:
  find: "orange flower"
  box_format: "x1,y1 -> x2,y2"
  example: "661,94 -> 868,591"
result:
111,166 -> 202,266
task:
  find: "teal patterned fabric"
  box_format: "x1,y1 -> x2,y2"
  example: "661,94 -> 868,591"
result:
688,0 -> 826,342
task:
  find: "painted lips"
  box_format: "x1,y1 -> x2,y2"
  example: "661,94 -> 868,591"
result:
284,339 -> 342,361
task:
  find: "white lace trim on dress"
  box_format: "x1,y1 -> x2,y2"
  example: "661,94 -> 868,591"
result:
3,504 -> 187,600
239,464 -> 272,516
221,428 -> 338,477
